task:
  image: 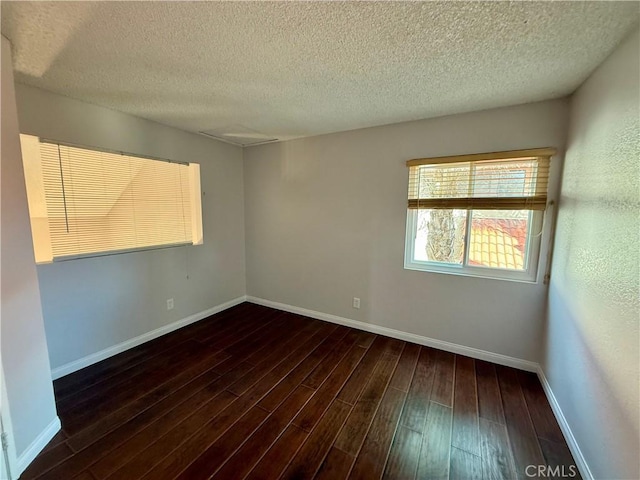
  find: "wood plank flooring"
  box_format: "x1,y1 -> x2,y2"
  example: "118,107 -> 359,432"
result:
22,302 -> 580,480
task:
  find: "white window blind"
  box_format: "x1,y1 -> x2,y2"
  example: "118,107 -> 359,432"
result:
21,135 -> 203,263
407,148 -> 555,211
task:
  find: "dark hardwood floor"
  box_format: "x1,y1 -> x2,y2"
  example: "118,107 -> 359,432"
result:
22,302 -> 579,480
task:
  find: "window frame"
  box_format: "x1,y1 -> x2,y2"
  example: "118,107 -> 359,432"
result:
403,148 -> 554,283
404,208 -> 544,283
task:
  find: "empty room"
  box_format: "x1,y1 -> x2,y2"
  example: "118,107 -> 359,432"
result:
1,2 -> 638,480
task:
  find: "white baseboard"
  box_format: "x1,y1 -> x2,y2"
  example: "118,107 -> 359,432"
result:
16,417 -> 61,478
51,295 -> 247,380
536,366 -> 593,480
245,296 -> 538,372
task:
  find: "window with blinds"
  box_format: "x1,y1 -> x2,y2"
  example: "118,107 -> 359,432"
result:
20,135 -> 203,263
404,148 -> 555,282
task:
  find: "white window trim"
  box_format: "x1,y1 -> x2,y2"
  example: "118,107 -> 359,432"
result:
403,208 -> 545,283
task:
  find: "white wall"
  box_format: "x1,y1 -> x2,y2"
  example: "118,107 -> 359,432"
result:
15,84 -> 246,372
1,36 -> 58,460
244,99 -> 569,363
544,29 -> 639,480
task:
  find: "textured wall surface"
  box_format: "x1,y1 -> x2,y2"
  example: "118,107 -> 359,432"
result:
15,84 -> 246,371
544,28 -> 639,479
1,36 -> 57,458
244,99 -> 569,363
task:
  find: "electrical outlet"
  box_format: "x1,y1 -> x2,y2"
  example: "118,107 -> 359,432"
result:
353,297 -> 361,309
167,298 -> 174,310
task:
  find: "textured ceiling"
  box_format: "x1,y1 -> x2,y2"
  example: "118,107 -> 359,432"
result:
2,1 -> 638,144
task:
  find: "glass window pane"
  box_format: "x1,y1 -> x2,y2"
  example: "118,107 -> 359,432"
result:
414,209 -> 467,264
468,210 -> 530,270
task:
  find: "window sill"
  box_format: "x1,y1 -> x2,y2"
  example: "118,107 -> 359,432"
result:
37,242 -> 195,264
403,261 -> 539,284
